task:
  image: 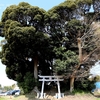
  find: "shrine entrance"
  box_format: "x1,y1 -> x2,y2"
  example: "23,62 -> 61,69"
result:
38,75 -> 64,99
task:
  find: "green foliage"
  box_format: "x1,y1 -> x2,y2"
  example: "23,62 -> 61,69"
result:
65,0 -> 76,9
53,50 -> 79,75
75,79 -> 95,91
18,2 -> 31,7
3,86 -> 13,91
51,13 -> 60,21
67,19 -> 83,30
0,2 -> 52,94
53,59 -> 67,73
72,89 -> 89,95
18,72 -> 38,93
65,19 -> 85,37
53,46 -> 66,57
0,51 -> 2,58
76,0 -> 92,5
34,14 -> 42,21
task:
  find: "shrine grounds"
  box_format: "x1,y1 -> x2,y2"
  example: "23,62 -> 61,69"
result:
0,92 -> 100,100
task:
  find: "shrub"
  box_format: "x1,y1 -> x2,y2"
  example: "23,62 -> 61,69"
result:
18,72 -> 38,93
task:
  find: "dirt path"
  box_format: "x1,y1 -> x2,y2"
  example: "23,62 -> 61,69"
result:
1,93 -> 99,100
40,93 -> 98,100
58,94 -> 97,100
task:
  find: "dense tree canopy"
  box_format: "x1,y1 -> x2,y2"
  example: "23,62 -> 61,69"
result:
0,2 -> 53,93
0,0 -> 100,93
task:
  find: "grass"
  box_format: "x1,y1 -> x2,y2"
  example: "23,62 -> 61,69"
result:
0,97 -> 6,100
96,99 -> 100,100
72,89 -> 90,95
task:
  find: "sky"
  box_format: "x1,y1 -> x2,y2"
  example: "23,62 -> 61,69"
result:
90,60 -> 100,76
0,0 -> 66,87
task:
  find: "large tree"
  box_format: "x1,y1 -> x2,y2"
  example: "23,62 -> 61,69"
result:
0,2 -> 53,93
47,0 -> 100,92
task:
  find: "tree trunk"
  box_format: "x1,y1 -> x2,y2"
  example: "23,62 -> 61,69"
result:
70,76 -> 75,92
33,56 -> 38,79
69,38 -> 82,92
77,38 -> 82,64
33,56 -> 39,92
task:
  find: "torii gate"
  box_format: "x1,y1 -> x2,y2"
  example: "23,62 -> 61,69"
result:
38,75 -> 64,99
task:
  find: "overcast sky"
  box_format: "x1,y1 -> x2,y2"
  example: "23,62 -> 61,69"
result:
0,0 -> 65,87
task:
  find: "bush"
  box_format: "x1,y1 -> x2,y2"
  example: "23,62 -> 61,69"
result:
74,79 -> 95,91
18,72 -> 38,93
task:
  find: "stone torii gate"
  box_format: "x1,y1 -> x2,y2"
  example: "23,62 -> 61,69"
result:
38,75 -> 64,99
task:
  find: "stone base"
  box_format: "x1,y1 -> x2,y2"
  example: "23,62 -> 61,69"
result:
37,93 -> 46,99
54,93 -> 64,99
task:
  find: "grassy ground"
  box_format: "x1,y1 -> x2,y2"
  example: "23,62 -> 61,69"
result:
0,97 -> 6,100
